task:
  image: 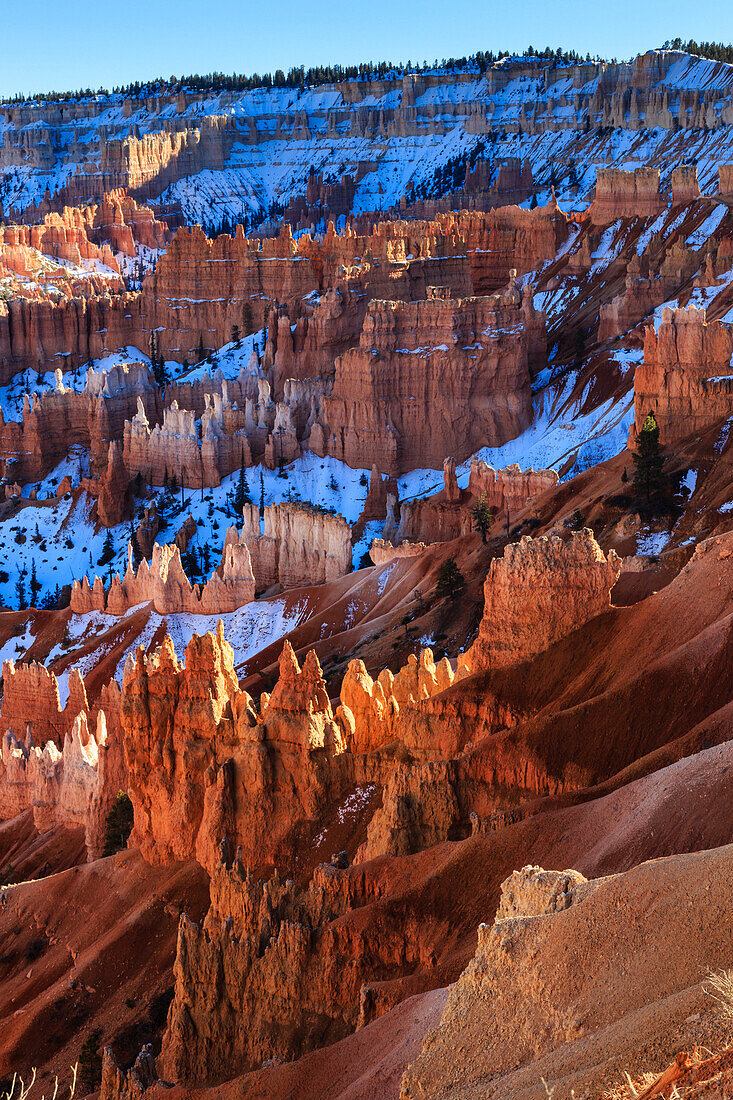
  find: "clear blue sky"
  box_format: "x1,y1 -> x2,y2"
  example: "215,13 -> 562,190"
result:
4,0 -> 733,98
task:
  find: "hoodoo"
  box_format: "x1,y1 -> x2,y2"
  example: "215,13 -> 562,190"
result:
2,32 -> 733,1100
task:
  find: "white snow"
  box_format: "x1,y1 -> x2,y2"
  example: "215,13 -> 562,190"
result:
684,203 -> 727,249
610,347 -> 643,377
682,469 -> 698,495
635,531 -> 669,555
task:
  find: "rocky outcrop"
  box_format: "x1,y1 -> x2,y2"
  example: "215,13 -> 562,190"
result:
495,864 -> 593,920
402,157 -> 534,217
94,441 -> 129,526
0,361 -> 159,483
369,539 -> 430,566
122,395 -> 252,489
0,677 -> 125,859
589,166 -> 665,224
633,305 -> 733,446
70,538 -> 255,615
237,501 -> 353,588
467,459 -> 559,515
352,465 -> 390,541
121,630 -> 354,873
311,281 -> 541,474
401,848 -> 733,1099
390,458 -> 559,546
467,529 -> 621,671
160,841 -> 436,1082
671,164 -> 701,205
0,661 -> 89,749
599,252 -> 688,343
340,647 -> 456,754
719,164 -> 733,198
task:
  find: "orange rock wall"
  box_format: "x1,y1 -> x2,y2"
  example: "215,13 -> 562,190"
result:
590,167 -> 665,224
633,305 -> 733,445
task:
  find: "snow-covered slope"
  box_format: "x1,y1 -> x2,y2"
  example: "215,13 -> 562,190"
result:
5,50 -> 733,228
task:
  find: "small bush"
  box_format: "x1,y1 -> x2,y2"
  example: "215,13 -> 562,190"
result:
436,557 -> 465,599
103,792 -> 134,857
78,1029 -> 103,1093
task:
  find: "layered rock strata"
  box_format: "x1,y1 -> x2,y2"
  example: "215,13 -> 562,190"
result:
311,282 -> 542,474
467,529 -> 621,671
0,362 -> 159,483
121,632 -> 356,873
633,305 -> 733,446
589,166 -> 666,224
0,672 -> 124,859
235,501 -> 353,589
70,539 -> 255,615
387,458 -> 559,546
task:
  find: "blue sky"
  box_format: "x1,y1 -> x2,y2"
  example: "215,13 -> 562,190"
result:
4,0 -> 733,98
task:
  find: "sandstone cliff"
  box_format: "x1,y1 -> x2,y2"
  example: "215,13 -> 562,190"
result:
237,501 -> 353,589
70,538 -> 255,616
0,673 -> 124,859
466,528 -> 621,671
589,166 -> 666,224
633,305 -> 733,447
121,629 -> 354,874
311,281 -> 541,474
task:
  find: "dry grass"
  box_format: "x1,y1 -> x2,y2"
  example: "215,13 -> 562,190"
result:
2,1064 -> 78,1100
704,969 -> 733,1027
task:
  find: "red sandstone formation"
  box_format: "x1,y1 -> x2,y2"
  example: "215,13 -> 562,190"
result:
0,202 -> 565,393
343,530 -> 620,764
466,528 -> 620,671
369,538 -> 430,565
633,305 -> 733,446
121,629 -> 355,874
95,441 -> 130,526
71,501 -> 351,616
401,848 -> 733,1099
597,242 -> 703,342
0,361 -> 159,483
719,164 -> 733,198
0,708 -> 125,860
0,665 -> 124,859
0,192 -> 167,285
0,661 -> 89,748
236,501 -> 353,589
70,539 -> 255,615
311,281 -> 542,473
589,166 -> 666,224
671,164 -> 701,205
387,457 -> 559,546
341,646 -> 456,754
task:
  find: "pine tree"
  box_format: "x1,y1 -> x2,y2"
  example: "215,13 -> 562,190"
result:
99,528 -> 115,566
197,336 -> 205,362
78,1030 -> 103,1093
29,561 -> 40,606
632,412 -> 665,506
234,450 -> 250,514
259,469 -> 265,516
231,324 -> 241,347
471,494 -> 493,543
436,557 -> 465,599
102,792 -> 134,856
15,574 -> 26,611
